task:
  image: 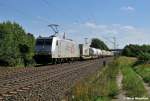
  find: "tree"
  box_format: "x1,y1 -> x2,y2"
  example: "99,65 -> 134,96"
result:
138,52 -> 150,63
122,44 -> 150,62
90,38 -> 109,50
0,21 -> 35,67
122,44 -> 150,57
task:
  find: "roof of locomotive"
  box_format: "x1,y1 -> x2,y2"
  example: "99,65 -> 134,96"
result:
37,36 -> 75,43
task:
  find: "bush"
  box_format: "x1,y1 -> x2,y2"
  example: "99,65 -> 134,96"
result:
0,21 -> 35,67
138,52 -> 150,63
122,44 -> 150,61
135,64 -> 150,85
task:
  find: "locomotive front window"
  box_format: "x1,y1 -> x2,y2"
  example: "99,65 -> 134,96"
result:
45,39 -> 52,45
36,39 -> 44,45
36,39 -> 52,45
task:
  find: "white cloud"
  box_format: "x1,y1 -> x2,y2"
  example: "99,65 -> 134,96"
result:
120,6 -> 135,12
36,16 -> 51,23
84,22 -> 107,29
121,25 -> 135,31
62,22 -> 150,49
84,22 -> 98,29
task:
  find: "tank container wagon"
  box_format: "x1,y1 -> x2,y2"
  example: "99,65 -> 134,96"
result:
79,44 -> 91,60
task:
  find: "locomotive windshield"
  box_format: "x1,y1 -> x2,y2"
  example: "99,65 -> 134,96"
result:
45,39 -> 52,45
36,39 -> 52,46
36,39 -> 44,45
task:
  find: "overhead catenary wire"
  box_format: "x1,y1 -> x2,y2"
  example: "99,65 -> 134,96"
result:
0,2 -> 38,21
101,36 -> 118,49
0,1 -> 52,22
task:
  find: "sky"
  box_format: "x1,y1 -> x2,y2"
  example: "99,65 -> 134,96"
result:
0,0 -> 150,49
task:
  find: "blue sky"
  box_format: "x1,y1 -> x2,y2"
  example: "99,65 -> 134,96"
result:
0,0 -> 150,48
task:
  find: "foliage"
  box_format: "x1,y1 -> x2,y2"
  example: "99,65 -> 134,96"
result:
138,52 -> 150,63
122,44 -> 150,63
90,38 -> 109,50
0,21 -> 35,67
135,64 -> 150,85
70,61 -> 119,101
122,44 -> 141,57
95,96 -> 110,101
118,57 -> 148,97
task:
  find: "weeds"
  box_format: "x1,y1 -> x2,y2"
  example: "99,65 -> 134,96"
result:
67,57 -> 149,101
118,57 -> 148,97
135,64 -> 150,85
70,61 -> 119,101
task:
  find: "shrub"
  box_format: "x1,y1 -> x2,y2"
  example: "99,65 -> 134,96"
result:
71,61 -> 119,100
122,44 -> 150,61
138,52 -> 150,63
135,64 -> 150,85
0,21 -> 35,67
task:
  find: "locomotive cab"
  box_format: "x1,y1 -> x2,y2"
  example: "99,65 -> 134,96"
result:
34,36 -> 80,64
35,37 -> 53,55
34,37 -> 53,63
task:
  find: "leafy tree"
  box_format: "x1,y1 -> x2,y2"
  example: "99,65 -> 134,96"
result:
0,21 -> 35,67
122,44 -> 150,63
122,44 -> 150,57
138,52 -> 150,62
90,38 -> 109,50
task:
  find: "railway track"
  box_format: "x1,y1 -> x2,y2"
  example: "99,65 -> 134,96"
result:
0,57 -> 113,101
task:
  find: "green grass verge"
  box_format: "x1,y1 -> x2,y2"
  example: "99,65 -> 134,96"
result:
118,57 -> 148,97
135,64 -> 150,86
70,61 -> 119,101
95,96 -> 110,101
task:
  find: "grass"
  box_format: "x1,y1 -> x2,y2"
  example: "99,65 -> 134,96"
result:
135,64 -> 150,86
69,61 -> 119,101
95,96 -> 110,101
118,57 -> 148,97
65,57 -> 149,101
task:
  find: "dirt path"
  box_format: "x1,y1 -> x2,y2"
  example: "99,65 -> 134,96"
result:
112,70 -> 126,101
112,69 -> 150,101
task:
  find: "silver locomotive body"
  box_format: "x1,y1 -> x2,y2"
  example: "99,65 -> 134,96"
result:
34,36 -> 80,63
51,37 -> 80,59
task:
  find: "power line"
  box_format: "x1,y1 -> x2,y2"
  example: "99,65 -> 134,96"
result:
102,36 -> 118,49
48,24 -> 59,36
0,1 -> 52,26
0,2 -> 36,20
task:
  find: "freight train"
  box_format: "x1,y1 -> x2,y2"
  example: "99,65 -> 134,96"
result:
34,35 -> 114,64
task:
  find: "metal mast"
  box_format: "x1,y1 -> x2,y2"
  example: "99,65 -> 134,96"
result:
84,38 -> 88,44
102,36 -> 118,50
113,37 -> 117,50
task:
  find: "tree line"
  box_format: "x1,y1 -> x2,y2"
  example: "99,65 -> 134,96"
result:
0,21 -> 35,67
1,21 -> 149,66
122,44 -> 150,63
